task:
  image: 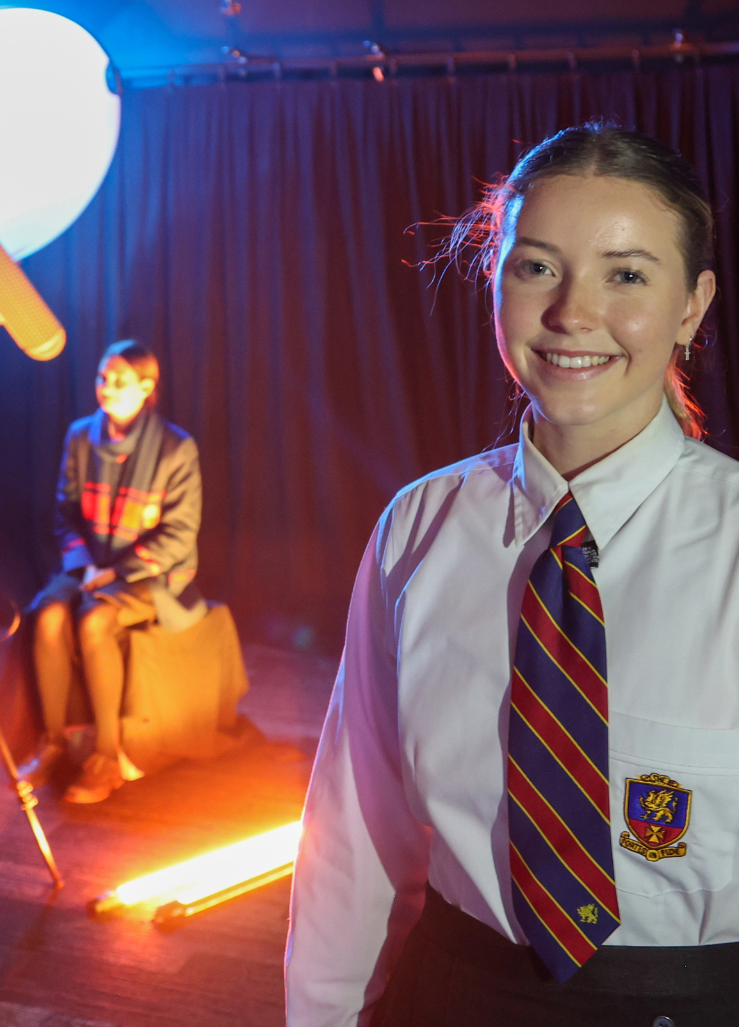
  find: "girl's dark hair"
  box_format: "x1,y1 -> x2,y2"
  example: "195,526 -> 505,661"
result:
451,123 -> 715,438
99,340 -> 160,410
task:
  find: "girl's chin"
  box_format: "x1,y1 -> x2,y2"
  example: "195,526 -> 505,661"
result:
530,397 -> 614,428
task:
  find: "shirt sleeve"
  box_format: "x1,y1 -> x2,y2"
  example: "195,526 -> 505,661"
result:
55,427 -> 93,572
113,436 -> 202,582
285,513 -> 431,1027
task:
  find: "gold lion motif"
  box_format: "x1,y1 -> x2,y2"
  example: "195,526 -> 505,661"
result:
577,903 -> 599,925
638,788 -> 677,823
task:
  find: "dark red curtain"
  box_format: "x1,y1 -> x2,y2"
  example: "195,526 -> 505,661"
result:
2,64 -> 738,649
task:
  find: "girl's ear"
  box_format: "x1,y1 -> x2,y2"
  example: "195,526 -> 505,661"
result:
680,269 -> 716,343
140,378 -> 156,398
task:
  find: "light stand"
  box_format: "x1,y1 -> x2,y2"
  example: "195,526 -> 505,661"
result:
0,598 -> 63,887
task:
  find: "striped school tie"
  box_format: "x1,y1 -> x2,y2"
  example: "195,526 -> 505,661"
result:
507,491 -> 620,982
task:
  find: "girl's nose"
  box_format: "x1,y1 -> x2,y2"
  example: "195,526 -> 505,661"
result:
543,276 -> 600,335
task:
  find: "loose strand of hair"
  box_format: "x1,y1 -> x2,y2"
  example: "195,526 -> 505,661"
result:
664,349 -> 705,439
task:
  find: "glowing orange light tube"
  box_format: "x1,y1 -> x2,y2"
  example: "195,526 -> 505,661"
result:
90,821 -> 302,919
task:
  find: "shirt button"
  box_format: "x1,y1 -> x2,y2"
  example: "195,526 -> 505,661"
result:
651,1019 -> 675,1027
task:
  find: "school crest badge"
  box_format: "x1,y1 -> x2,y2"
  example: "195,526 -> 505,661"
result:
619,773 -> 691,862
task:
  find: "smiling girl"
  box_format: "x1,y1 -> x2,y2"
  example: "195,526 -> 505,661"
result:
285,126 -> 739,1026
21,341 -> 206,803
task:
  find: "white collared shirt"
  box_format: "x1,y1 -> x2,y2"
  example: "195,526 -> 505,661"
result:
286,399 -> 739,1027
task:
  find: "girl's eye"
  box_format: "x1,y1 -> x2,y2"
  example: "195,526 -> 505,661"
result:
516,260 -> 553,278
613,268 -> 647,285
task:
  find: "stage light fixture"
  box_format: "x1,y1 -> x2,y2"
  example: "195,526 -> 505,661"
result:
0,240 -> 66,359
90,821 -> 302,919
0,8 -> 120,260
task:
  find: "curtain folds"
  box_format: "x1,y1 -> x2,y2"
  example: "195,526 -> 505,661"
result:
2,65 -> 738,648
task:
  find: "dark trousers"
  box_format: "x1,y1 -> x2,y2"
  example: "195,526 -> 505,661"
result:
370,885 -> 739,1027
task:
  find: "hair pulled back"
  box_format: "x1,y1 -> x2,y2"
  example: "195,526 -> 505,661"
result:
450,123 -> 715,438
100,340 -> 160,410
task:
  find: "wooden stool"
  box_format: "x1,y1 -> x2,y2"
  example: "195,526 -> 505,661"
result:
0,602 -> 251,775
120,602 -> 249,774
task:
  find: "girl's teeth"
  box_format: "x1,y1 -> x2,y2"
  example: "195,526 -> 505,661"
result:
545,353 -> 610,367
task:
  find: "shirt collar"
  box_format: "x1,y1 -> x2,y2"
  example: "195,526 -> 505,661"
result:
511,396 -> 686,550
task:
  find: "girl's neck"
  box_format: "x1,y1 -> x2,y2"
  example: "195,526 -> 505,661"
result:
531,426 -> 624,480
530,402 -> 662,480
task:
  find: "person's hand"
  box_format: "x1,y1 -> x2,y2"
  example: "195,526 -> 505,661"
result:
80,566 -> 117,591
81,564 -> 99,587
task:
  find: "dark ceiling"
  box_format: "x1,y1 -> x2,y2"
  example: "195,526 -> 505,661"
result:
16,0 -> 739,75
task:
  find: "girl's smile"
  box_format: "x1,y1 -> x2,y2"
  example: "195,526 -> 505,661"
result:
535,350 -> 620,376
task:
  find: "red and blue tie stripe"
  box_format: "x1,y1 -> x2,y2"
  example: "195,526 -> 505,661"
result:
508,492 -> 620,982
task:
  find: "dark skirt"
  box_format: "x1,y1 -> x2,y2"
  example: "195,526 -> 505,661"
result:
370,884 -> 739,1027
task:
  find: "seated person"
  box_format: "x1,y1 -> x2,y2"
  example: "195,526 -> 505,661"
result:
20,340 -> 207,803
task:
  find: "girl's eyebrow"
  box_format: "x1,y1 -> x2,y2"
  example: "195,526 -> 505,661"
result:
513,238 -> 662,266
602,248 -> 662,264
513,236 -> 560,254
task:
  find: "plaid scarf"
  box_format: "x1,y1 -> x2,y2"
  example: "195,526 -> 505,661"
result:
79,408 -> 165,567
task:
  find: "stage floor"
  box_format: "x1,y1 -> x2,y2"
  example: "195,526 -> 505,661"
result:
0,645 -> 336,1027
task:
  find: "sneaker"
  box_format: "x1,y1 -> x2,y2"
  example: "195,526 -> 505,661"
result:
64,752 -> 124,804
16,742 -> 65,790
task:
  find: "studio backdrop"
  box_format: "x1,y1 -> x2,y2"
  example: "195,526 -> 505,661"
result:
2,63 -> 738,648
